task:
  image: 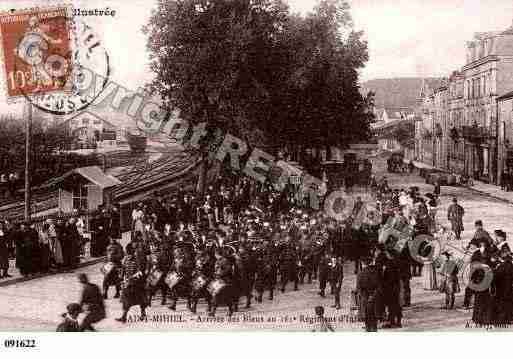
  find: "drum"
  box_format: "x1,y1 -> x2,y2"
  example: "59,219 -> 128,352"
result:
207,279 -> 227,296
192,274 -> 209,291
148,269 -> 163,287
165,271 -> 183,289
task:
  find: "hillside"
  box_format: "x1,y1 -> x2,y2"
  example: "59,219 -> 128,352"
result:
361,77 -> 444,109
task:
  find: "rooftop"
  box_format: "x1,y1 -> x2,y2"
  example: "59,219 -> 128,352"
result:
51,166 -> 121,189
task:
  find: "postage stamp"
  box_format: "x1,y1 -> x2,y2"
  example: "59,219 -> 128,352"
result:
0,5 -> 73,101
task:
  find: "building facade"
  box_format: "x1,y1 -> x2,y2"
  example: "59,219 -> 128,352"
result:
497,92 -> 513,185
415,24 -> 513,184
460,28 -> 513,183
447,71 -> 465,173
415,78 -> 444,165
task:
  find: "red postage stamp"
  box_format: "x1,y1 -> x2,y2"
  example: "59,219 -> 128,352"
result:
0,6 -> 73,100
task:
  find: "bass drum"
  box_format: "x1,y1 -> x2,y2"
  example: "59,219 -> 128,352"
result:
207,279 -> 227,297
165,271 -> 183,290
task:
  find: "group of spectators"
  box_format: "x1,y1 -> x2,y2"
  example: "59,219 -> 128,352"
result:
0,216 -> 89,278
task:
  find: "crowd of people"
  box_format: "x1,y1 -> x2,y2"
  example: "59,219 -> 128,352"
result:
0,158 -> 508,332
0,214 -> 102,278
55,169 -> 453,332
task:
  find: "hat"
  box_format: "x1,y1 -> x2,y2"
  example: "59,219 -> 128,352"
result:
494,230 -> 506,239
66,303 -> 82,314
475,220 -> 483,227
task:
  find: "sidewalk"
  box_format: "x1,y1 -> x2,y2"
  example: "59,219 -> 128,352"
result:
408,159 -> 513,205
0,232 -> 131,287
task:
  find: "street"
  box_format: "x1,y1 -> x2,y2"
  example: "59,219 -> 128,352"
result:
0,154 -> 509,331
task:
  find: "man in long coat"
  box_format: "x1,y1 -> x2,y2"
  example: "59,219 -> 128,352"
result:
447,197 -> 464,240
357,257 -> 381,331
15,222 -> 35,276
492,253 -> 513,324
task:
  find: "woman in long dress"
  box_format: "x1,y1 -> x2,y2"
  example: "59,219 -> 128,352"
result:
422,236 -> 440,290
48,219 -> 64,268
39,224 -> 51,273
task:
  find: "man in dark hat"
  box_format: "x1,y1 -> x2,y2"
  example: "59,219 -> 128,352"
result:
468,220 -> 493,249
494,230 -> 510,259
78,273 -> 106,331
447,197 -> 464,240
56,303 -> 82,332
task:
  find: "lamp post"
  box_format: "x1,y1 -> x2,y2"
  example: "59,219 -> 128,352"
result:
24,101 -> 32,221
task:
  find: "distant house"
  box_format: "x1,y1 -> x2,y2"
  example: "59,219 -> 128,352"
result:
372,107 -> 415,157
63,111 -> 118,149
374,107 -> 415,124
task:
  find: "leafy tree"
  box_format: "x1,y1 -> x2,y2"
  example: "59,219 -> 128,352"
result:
0,115 -> 84,187
144,0 -> 373,190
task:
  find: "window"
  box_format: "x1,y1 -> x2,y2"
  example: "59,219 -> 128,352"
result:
72,184 -> 88,211
82,118 -> 89,125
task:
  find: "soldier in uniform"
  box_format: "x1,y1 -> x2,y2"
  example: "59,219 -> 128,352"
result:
357,257 -> 381,332
147,236 -> 171,306
116,246 -> 147,323
318,252 -> 331,297
254,241 -> 278,302
279,240 -> 299,292
329,256 -> 344,310
102,237 -> 124,299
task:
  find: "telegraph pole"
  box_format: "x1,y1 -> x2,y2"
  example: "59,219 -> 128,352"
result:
24,101 -> 32,221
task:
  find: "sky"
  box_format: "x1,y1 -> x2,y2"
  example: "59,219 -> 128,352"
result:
1,0 -> 513,117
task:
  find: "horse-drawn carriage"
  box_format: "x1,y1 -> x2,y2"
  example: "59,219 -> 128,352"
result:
321,157 -> 372,191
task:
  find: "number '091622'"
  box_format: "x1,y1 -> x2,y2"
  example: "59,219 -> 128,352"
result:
4,339 -> 36,348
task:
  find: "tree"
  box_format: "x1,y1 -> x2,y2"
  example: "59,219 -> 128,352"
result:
144,0 -> 373,190
264,0 -> 373,159
0,115 -> 78,187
